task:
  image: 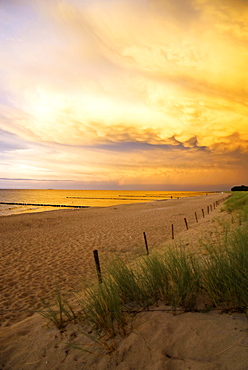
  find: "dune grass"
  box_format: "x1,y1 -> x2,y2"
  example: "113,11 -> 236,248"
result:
41,192 -> 248,338
107,257 -> 151,308
223,191 -> 248,221
40,290 -> 77,330
201,226 -> 248,310
81,278 -> 127,337
76,248 -> 200,337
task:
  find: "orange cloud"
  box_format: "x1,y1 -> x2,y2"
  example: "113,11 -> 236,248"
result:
0,0 -> 247,189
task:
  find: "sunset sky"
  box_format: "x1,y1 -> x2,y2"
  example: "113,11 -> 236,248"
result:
0,0 -> 248,190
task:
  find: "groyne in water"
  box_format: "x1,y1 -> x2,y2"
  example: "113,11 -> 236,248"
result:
0,202 -> 89,208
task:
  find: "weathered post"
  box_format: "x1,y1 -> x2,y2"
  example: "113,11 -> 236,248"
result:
184,217 -> 189,230
143,232 -> 149,255
195,212 -> 198,223
93,249 -> 102,284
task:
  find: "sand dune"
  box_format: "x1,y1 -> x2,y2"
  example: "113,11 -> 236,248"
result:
1,307 -> 247,370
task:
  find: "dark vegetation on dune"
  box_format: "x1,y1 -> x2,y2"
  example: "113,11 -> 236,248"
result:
231,185 -> 248,191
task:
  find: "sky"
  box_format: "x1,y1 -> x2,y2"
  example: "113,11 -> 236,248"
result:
0,0 -> 248,191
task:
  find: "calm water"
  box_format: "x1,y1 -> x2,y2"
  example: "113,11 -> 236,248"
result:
0,189 -> 212,216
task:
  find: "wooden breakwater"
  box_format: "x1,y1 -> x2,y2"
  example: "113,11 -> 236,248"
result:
0,202 -> 89,208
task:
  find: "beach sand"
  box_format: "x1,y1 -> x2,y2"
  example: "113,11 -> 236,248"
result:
1,193 -> 248,369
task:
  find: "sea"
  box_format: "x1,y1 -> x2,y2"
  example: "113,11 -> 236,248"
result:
0,189 -> 212,217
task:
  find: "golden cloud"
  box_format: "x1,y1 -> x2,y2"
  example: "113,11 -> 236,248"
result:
0,0 -> 247,189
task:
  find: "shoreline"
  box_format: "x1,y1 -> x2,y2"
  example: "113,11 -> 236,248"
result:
0,190 -> 219,217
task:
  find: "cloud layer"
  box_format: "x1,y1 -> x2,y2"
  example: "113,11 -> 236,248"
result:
0,0 -> 248,189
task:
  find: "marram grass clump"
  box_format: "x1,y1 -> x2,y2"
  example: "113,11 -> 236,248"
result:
41,234 -> 248,335
81,278 -> 127,337
40,290 -> 77,330
201,227 -> 248,310
107,257 -> 152,308
163,248 -> 200,310
78,248 -> 201,338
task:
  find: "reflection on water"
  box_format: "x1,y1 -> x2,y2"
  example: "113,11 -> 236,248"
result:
0,189 -> 213,216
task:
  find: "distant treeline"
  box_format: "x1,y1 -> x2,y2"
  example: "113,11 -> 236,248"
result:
231,185 -> 248,191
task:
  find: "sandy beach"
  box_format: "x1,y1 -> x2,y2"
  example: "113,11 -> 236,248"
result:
1,193 -> 248,369
0,193 -> 227,325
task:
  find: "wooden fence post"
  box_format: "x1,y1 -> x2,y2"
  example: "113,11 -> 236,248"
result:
143,232 -> 149,255
195,212 -> 198,223
93,249 -> 102,283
